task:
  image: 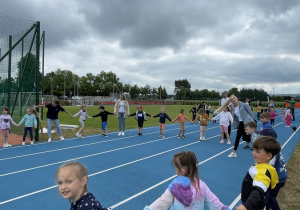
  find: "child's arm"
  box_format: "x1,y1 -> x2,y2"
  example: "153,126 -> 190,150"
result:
33,116 -> 37,128
18,115 -> 26,126
129,112 -> 136,117
9,116 -> 18,127
92,112 -> 101,118
73,110 -> 82,118
191,115 -> 199,123
165,114 -> 172,122
145,189 -> 174,210
171,115 -> 179,123
184,115 -> 192,122
63,109 -> 73,118
201,181 -> 231,210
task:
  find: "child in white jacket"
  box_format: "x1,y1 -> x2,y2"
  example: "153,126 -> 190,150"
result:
212,107 -> 233,144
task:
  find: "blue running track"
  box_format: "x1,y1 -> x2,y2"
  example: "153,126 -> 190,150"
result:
0,110 -> 299,210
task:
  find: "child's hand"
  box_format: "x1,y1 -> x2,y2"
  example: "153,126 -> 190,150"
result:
17,124 -> 20,127
236,204 -> 246,210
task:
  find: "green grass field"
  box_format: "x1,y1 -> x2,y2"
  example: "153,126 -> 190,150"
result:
38,105 -> 199,139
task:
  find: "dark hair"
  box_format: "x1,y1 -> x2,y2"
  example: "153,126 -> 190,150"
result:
260,112 -> 270,119
180,109 -> 184,113
54,100 -> 60,106
99,106 -> 105,110
2,106 -> 9,112
244,121 -> 257,129
172,151 -> 200,191
253,136 -> 281,158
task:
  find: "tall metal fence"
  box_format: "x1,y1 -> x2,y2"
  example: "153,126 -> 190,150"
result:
0,14 -> 44,143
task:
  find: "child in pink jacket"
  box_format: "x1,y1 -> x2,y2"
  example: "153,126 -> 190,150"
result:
144,151 -> 230,210
270,108 -> 278,127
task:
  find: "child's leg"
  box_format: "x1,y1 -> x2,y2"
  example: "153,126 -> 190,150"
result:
220,125 -> 224,140
78,119 -> 84,134
202,126 -> 206,138
178,124 -> 183,136
28,127 -> 33,141
2,131 -> 6,145
23,127 -> 28,142
182,124 -> 185,136
4,130 -> 9,145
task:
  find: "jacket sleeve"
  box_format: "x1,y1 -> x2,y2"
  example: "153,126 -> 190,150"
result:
153,113 -> 160,118
19,116 -> 26,125
9,116 -> 18,126
242,186 -> 265,210
166,114 -> 172,122
147,189 -> 174,210
212,113 -> 221,121
92,112 -> 101,118
201,181 -> 230,210
74,110 -> 82,118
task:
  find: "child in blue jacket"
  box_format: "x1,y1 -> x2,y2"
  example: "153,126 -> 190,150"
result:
18,108 -> 38,145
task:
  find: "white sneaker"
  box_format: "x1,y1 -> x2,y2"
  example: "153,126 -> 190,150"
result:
48,138 -> 52,143
22,142 -> 25,146
7,144 -> 12,147
202,137 -> 206,141
199,137 -> 202,141
31,141 -> 34,145
75,133 -> 80,138
121,132 -> 125,136
118,132 -> 122,136
60,136 -> 65,141
228,152 -> 237,158
3,144 -> 8,148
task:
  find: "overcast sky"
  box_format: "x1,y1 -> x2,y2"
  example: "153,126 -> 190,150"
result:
1,0 -> 300,94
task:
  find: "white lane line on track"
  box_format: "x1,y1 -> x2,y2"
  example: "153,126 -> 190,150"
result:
0,124 -> 201,160
0,126 -> 221,177
0,133 -> 225,205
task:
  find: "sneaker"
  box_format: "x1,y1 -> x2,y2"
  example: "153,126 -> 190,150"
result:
199,137 -> 203,141
31,141 -> 34,145
121,132 -> 125,136
244,145 -> 250,149
227,141 -> 231,145
158,134 -> 162,137
181,135 -> 186,139
220,140 -> 224,144
60,136 -> 65,141
118,132 -> 122,136
162,135 -> 165,139
101,133 -> 105,136
202,137 -> 206,141
48,138 -> 52,143
3,144 -> 8,148
104,134 -> 108,137
177,135 -> 182,139
22,142 -> 25,146
79,135 -> 83,139
6,144 -> 12,147
75,133 -> 80,138
228,152 -> 237,158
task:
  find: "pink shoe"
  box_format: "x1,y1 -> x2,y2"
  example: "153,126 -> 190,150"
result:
227,140 -> 231,144
220,140 -> 224,143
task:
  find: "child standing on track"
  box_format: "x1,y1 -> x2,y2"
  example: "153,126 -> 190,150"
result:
0,107 -> 19,148
73,104 -> 92,139
212,107 -> 233,144
92,106 -> 113,137
285,106 -> 292,127
144,151 -> 230,210
192,108 -> 212,141
236,136 -> 280,210
270,108 -> 278,127
18,108 -> 37,145
189,104 -> 197,121
129,105 -> 152,136
93,106 -> 113,137
56,162 -> 108,210
152,106 -> 172,138
280,108 -> 286,122
171,109 -> 192,139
